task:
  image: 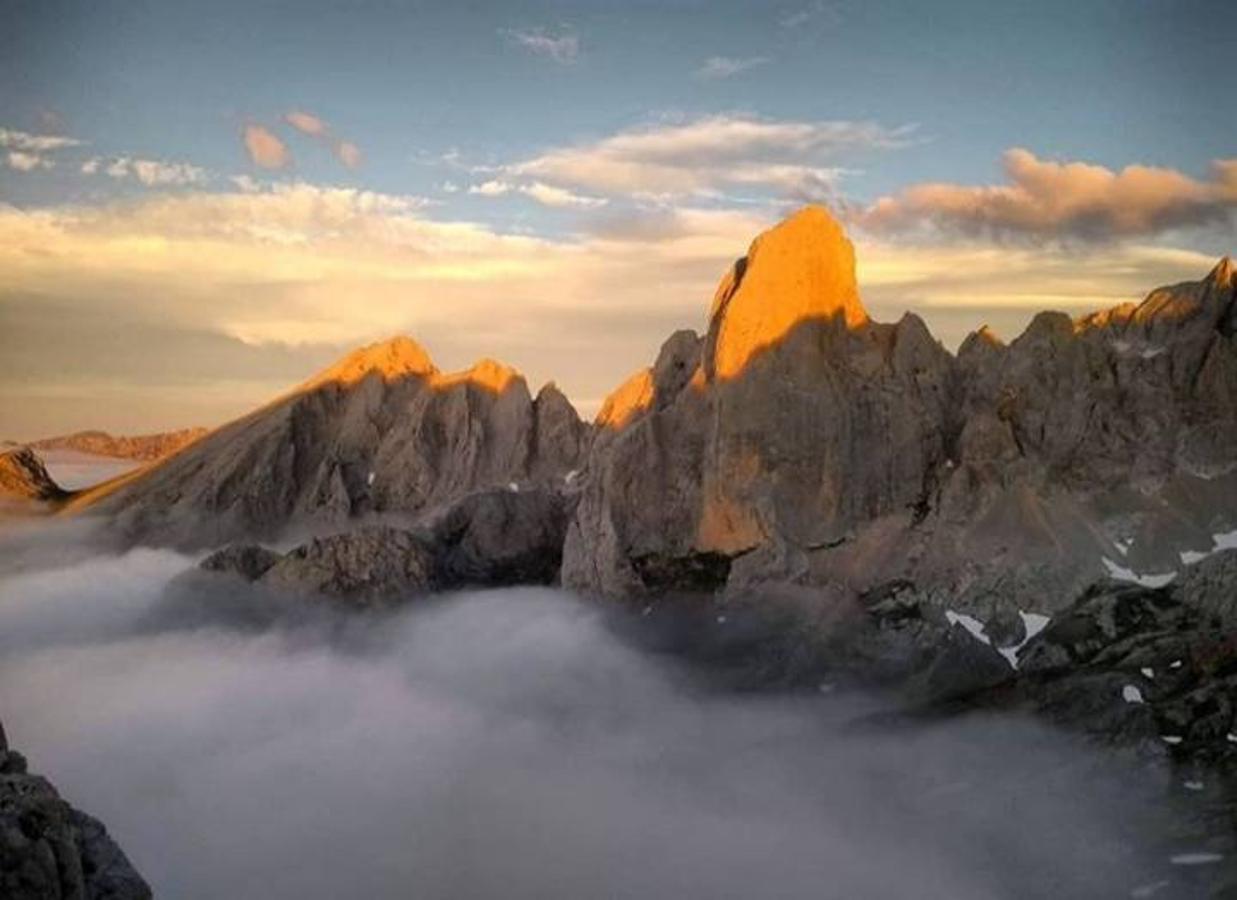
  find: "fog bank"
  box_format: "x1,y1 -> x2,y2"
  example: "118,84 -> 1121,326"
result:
0,530 -> 1204,899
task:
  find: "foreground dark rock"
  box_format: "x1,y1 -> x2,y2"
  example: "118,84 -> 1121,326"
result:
0,721 -> 150,900
198,486 -> 575,606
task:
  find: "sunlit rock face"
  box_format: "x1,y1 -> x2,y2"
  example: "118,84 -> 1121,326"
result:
0,447 -> 66,503
564,207 -> 1237,609
70,337 -> 591,548
562,205 -> 956,597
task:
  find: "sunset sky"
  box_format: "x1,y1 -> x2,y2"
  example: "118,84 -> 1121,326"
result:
1,0 -> 1234,439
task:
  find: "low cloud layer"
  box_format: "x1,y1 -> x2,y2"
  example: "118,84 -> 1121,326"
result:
0,182 -> 1218,437
0,528 -> 1197,899
862,148 -> 1237,241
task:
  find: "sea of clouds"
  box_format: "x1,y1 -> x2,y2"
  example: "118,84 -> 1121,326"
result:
0,519 -> 1201,899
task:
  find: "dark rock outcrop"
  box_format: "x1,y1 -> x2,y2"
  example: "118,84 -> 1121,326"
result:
198,486 -> 575,606
0,721 -> 151,900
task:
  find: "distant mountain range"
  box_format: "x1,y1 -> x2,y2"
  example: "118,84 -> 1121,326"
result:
26,427 -> 208,461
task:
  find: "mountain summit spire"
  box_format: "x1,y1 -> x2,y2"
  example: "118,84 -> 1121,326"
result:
704,205 -> 868,380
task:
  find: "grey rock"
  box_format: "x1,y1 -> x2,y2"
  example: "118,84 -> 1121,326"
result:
70,339 -> 587,549
260,526 -> 437,608
0,720 -> 151,900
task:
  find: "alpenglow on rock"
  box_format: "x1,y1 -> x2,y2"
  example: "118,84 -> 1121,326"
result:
562,206 -> 1237,612
66,337 -> 591,547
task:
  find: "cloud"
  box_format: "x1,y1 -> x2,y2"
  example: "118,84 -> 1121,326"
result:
284,111 -> 328,137
0,538 -> 1191,899
83,156 -> 208,187
506,115 -> 916,201
1,126 -> 84,172
0,127 -> 83,153
503,26 -> 579,64
7,151 -> 51,172
694,56 -> 769,80
243,124 -> 291,169
779,1 -> 840,29
468,179 -> 607,209
859,148 -> 1237,242
0,183 -> 1219,433
335,140 -> 362,169
280,112 -> 362,170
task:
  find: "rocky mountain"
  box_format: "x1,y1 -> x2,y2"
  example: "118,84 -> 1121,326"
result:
63,205 -> 1235,624
0,448 -> 67,503
562,207 -> 1237,619
66,337 -> 591,547
0,720 -> 150,899
30,427 -> 208,462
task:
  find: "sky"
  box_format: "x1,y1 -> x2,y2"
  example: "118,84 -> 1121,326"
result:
1,0 -> 1234,439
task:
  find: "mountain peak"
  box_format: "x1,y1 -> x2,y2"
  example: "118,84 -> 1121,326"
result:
306,335 -> 436,389
704,205 -> 868,380
1208,256 -> 1235,288
434,357 -> 524,393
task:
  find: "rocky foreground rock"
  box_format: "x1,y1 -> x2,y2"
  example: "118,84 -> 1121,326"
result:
0,720 -> 150,900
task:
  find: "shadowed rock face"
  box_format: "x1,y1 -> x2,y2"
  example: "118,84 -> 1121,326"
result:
563,206 -> 1237,611
68,338 -> 591,548
0,720 -> 151,900
0,448 -> 66,503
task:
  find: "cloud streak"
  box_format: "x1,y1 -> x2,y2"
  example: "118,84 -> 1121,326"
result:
506,115 -> 916,202
694,56 -> 769,80
860,148 -> 1237,242
503,26 -> 580,64
81,156 -> 208,187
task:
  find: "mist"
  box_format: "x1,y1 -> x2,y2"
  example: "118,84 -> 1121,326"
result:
0,526 -> 1199,899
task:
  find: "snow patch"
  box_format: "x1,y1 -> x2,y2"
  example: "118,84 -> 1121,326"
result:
1102,557 -> 1176,588
945,610 -> 990,644
1179,527 -> 1237,565
507,482 -> 520,493
1122,685 -> 1144,704
366,471 -> 375,486
1183,781 -> 1205,791
1162,735 -> 1183,745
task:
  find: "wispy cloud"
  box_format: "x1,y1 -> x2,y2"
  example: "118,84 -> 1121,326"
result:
281,111 -> 362,169
694,56 -> 769,80
243,124 -> 291,169
505,115 -> 917,201
503,26 -> 579,64
1,126 -> 84,172
7,151 -> 51,172
779,1 -> 840,29
335,140 -> 362,169
469,178 -> 607,209
859,148 -> 1237,242
0,127 -> 83,153
81,156 -> 208,187
284,111 -> 328,137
